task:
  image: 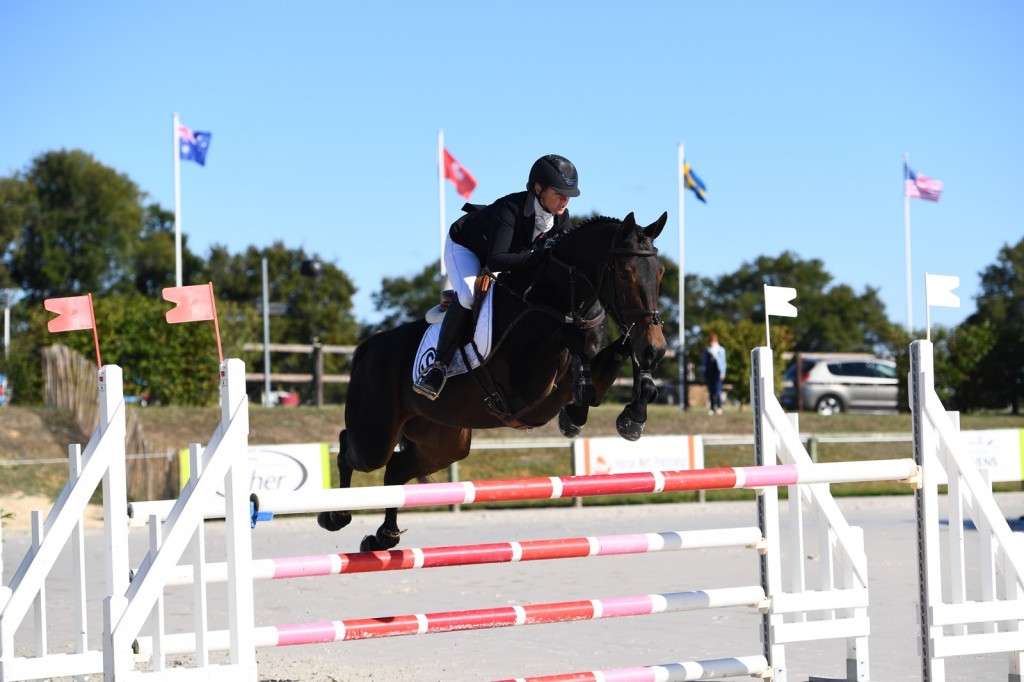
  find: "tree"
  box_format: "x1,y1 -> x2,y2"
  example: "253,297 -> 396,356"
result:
962,238 -> 1024,413
201,242 -> 361,403
131,203 -> 204,297
3,150 -> 144,302
372,264 -> 445,330
697,251 -> 897,353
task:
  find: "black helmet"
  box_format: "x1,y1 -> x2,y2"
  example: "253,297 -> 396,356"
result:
528,154 -> 580,197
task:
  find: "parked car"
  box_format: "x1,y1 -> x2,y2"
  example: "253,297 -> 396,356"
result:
781,357 -> 898,415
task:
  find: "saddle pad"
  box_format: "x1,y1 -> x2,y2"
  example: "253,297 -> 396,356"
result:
413,286 -> 494,382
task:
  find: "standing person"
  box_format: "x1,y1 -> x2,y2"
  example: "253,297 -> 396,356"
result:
413,154 -> 581,400
702,332 -> 726,415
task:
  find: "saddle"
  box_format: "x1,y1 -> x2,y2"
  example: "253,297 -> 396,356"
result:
424,274 -> 492,325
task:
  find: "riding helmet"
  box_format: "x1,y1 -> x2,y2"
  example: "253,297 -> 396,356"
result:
528,154 -> 580,197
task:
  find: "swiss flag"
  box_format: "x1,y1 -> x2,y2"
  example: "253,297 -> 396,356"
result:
443,148 -> 477,199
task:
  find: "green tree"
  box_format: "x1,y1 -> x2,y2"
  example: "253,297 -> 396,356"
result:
201,242 -> 360,403
131,203 -> 204,296
698,251 -> 897,353
962,238 -> 1024,413
3,150 -> 144,302
372,264 -> 445,330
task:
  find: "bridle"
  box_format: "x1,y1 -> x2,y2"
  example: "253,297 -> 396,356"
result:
501,224 -> 663,343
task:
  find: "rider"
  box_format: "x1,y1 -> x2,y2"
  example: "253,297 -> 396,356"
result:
413,154 -> 581,400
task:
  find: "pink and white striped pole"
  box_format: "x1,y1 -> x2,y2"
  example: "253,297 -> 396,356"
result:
494,654 -> 770,681
136,586 -> 767,655
160,527 -> 763,586
255,459 -> 919,518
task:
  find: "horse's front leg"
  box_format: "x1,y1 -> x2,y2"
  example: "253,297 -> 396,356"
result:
616,362 -> 658,442
559,338 -> 630,438
317,430 -> 355,532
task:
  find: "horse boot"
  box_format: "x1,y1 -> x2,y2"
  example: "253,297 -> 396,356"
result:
570,354 -> 595,406
413,300 -> 470,400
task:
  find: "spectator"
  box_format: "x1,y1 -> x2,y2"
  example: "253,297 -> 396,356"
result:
702,333 -> 726,415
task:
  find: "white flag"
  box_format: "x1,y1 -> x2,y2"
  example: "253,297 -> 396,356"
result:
764,285 -> 798,317
925,273 -> 960,309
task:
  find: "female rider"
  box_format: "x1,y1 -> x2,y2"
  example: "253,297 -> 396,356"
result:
413,154 -> 581,400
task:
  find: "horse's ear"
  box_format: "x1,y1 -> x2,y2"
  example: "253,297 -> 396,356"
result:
644,212 -> 669,241
623,212 -> 637,228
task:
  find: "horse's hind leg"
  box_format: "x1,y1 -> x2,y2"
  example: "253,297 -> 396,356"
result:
359,425 -> 471,552
317,430 -> 355,531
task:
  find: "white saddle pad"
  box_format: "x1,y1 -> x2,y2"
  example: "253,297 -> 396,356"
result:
413,287 -> 495,382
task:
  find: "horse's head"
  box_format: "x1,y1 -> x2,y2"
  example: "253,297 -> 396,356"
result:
600,212 -> 668,371
546,212 -> 668,372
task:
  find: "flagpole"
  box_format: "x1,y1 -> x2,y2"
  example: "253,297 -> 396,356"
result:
438,129 -> 448,293
677,142 -> 686,409
903,152 -> 912,332
925,272 -> 932,342
173,112 -> 183,288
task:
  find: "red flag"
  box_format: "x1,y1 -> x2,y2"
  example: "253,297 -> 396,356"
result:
443,148 -> 477,199
163,284 -> 216,324
44,295 -> 95,333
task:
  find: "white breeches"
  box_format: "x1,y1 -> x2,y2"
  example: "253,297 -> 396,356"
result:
445,238 -> 484,309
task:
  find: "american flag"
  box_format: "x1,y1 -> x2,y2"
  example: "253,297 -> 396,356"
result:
905,164 -> 943,202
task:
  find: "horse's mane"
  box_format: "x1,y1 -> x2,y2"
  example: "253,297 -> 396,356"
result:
574,215 -> 621,230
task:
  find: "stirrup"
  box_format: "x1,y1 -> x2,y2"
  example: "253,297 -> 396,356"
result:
413,362 -> 447,400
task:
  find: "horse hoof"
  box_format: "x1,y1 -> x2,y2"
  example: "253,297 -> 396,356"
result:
317,510 -> 352,532
558,409 -> 583,438
615,412 -> 645,442
360,528 -> 404,552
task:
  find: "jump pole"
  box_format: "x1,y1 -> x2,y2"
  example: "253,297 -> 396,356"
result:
252,459 -> 919,519
155,527 -> 765,586
135,586 -> 768,655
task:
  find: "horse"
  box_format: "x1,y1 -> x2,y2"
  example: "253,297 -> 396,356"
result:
318,212 -> 669,551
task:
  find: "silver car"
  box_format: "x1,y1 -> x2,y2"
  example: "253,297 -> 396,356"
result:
781,357 -> 899,415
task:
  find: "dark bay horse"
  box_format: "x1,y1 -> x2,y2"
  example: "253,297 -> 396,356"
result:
318,212 -> 669,550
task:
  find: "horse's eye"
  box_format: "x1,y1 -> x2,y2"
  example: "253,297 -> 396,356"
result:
618,267 -> 631,280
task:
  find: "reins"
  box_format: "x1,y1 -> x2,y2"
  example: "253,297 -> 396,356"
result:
493,224 -> 662,337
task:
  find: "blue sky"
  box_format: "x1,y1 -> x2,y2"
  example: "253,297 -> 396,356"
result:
2,2 -> 1021,334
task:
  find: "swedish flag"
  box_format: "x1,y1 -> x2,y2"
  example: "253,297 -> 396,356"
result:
683,162 -> 707,203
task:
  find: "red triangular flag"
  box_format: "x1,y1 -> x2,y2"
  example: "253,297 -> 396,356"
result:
44,295 -> 95,333
163,284 -> 215,324
443,148 -> 477,199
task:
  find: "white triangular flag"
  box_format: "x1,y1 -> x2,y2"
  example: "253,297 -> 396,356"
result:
925,273 -> 960,309
764,285 -> 798,317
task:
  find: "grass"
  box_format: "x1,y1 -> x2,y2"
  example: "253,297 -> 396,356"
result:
3,402 -> 1022,503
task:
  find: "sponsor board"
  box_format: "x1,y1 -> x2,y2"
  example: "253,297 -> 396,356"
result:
572,435 -> 704,476
179,442 -> 331,495
934,429 -> 1024,484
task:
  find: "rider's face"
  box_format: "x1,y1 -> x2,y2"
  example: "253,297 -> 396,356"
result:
537,186 -> 571,215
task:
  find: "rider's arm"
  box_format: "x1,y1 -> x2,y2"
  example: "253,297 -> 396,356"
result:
484,203 -> 542,272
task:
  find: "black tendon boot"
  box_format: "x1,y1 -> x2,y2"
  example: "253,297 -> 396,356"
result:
413,301 -> 470,400
571,354 -> 595,406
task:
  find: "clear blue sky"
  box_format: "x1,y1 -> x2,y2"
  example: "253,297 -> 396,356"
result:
3,2 -> 1021,334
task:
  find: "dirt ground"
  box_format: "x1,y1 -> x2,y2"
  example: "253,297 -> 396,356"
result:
1,493 -> 104,531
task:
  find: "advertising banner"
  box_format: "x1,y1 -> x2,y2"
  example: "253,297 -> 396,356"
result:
572,434 -> 704,476
934,429 -> 1024,484
179,442 -> 331,495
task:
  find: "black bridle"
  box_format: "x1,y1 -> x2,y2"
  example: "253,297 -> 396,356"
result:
500,224 -> 663,341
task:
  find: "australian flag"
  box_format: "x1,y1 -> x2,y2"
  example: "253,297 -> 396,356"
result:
178,124 -> 212,166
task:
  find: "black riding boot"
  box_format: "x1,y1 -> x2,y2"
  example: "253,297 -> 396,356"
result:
413,301 -> 470,400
